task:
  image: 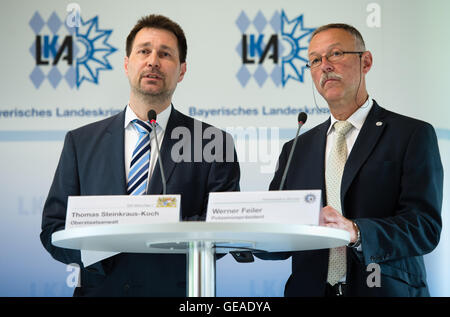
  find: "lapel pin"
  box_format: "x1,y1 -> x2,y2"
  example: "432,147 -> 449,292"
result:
376,121 -> 383,126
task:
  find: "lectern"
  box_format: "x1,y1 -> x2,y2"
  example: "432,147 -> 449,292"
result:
52,222 -> 349,297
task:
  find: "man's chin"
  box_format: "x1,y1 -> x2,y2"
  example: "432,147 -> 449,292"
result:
138,87 -> 164,97
134,88 -> 173,102
321,89 -> 345,103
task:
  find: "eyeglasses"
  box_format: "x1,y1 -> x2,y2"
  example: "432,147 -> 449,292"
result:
306,49 -> 364,69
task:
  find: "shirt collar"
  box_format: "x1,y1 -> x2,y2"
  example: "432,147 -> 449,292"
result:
327,97 -> 373,135
124,103 -> 172,133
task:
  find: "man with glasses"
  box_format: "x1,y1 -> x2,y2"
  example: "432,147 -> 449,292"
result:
266,24 -> 443,296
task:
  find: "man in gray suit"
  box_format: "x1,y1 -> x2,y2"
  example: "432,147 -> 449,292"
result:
40,14 -> 240,297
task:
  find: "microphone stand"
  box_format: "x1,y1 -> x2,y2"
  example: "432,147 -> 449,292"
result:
148,110 -> 167,195
279,113 -> 307,190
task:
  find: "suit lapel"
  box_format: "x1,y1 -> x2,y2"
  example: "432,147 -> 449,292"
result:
147,107 -> 180,195
105,109 -> 127,195
341,101 -> 388,208
309,119 -> 330,205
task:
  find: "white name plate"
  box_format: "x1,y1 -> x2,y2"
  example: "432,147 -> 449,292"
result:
66,195 -> 180,228
206,190 -> 321,225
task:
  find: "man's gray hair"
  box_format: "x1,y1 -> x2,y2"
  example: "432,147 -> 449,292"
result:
311,23 -> 366,51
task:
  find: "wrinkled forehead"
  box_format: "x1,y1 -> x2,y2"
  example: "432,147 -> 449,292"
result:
308,28 -> 357,55
133,27 -> 179,51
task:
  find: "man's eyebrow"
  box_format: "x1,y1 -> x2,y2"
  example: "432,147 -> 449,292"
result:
159,45 -> 176,52
308,43 -> 342,56
135,42 -> 151,49
135,42 -> 176,52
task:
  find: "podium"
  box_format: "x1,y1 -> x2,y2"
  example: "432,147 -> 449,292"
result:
52,222 -> 349,297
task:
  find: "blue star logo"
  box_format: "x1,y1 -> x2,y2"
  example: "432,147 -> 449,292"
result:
280,10 -> 315,87
75,16 -> 117,88
235,10 -> 315,88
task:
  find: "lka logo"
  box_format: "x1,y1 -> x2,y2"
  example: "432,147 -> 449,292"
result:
29,11 -> 117,89
236,10 -> 315,88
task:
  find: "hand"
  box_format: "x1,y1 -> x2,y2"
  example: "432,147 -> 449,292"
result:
320,206 -> 358,243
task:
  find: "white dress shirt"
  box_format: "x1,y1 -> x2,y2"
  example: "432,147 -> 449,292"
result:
325,97 -> 373,164
124,103 -> 172,191
325,97 -> 373,263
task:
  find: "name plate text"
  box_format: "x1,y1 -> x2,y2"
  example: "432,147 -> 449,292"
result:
206,190 -> 321,225
66,195 -> 180,228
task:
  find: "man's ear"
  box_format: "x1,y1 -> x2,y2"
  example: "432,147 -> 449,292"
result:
178,62 -> 187,83
362,51 -> 373,74
124,56 -> 129,76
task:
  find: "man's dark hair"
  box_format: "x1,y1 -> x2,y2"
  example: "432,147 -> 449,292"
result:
126,14 -> 187,63
311,23 -> 366,50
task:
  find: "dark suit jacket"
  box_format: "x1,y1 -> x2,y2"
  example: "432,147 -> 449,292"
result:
265,101 -> 443,296
40,106 -> 240,297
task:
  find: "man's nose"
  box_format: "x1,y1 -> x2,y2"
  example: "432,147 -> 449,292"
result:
320,56 -> 334,72
147,51 -> 160,68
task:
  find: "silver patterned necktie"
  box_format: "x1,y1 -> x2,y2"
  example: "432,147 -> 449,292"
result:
326,120 -> 353,285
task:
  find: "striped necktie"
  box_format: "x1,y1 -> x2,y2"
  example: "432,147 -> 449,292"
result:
127,119 -> 152,195
326,120 -> 353,286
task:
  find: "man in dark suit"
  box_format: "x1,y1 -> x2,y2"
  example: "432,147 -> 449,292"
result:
40,14 -> 240,297
265,24 -> 443,296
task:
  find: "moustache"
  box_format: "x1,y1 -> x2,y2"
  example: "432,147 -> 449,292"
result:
140,68 -> 164,80
320,73 -> 342,87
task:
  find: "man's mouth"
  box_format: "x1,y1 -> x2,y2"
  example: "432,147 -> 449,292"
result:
320,74 -> 341,87
142,73 -> 163,80
323,78 -> 337,86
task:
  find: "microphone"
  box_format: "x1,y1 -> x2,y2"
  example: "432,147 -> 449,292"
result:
147,110 -> 167,195
278,112 -> 308,190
